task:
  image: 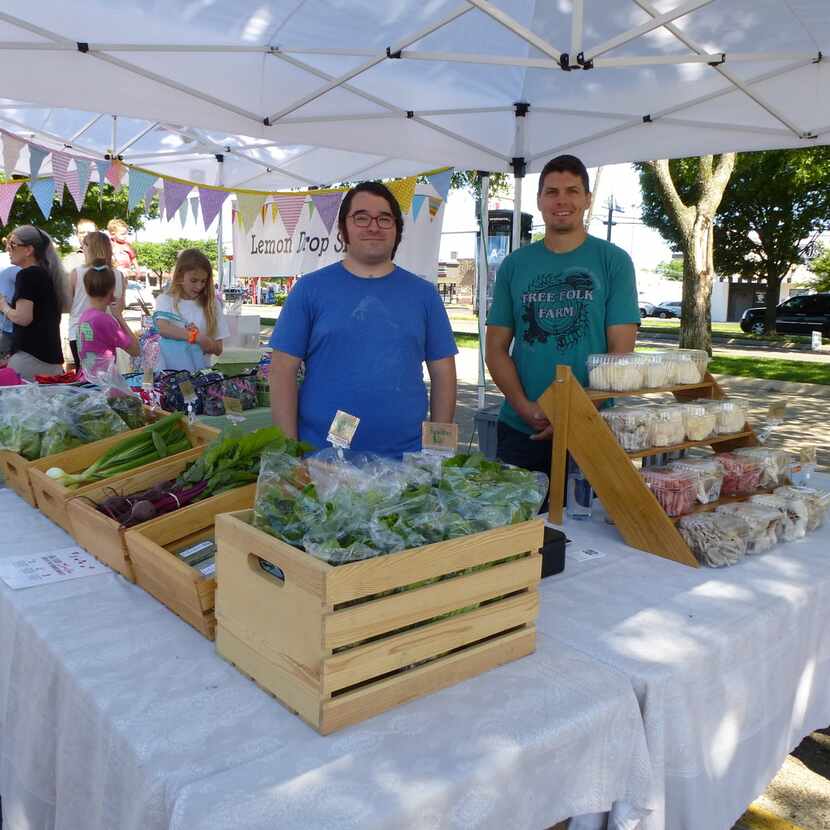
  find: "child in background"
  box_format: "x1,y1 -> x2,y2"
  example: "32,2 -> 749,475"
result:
77,260 -> 140,376
153,248 -> 229,371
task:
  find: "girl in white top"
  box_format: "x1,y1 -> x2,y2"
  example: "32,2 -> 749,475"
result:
153,248 -> 229,371
68,231 -> 125,369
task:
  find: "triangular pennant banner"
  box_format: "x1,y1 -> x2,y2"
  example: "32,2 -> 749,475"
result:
428,195 -> 443,220
50,152 -> 70,205
29,177 -> 56,220
0,181 -> 23,226
2,134 -> 24,175
260,204 -> 268,223
236,192 -> 266,231
426,169 -> 453,202
198,187 -> 228,230
307,201 -> 315,218
106,159 -> 125,190
310,192 -> 343,234
28,145 -> 49,180
163,178 -> 192,220
411,194 -> 427,222
156,185 -> 166,219
189,194 -> 200,224
95,160 -> 110,185
270,202 -> 278,223
273,195 -> 305,238
66,159 -> 91,211
386,177 -> 417,214
128,169 -> 157,211
178,198 -> 189,226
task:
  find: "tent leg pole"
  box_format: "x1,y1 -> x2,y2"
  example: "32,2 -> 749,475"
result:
477,172 -> 490,411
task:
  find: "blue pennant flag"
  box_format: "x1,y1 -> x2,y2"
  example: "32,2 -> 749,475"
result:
27,145 -> 49,180
29,177 -> 56,219
411,193 -> 427,221
128,169 -> 157,211
427,168 -> 453,202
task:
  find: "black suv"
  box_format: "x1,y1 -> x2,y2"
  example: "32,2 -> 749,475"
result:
740,293 -> 830,336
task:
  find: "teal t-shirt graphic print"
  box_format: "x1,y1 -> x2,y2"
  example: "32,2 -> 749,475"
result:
487,236 -> 639,435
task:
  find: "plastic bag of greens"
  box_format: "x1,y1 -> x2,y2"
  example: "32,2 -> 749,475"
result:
71,389 -> 129,443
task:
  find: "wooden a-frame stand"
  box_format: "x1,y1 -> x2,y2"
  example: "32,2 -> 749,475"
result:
538,365 -> 760,568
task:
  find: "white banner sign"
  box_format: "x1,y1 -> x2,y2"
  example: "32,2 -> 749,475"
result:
232,184 -> 446,281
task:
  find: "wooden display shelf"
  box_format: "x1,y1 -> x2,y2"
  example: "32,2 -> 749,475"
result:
669,488 -> 776,523
214,510 -> 543,735
0,404 -> 164,507
539,366 -> 759,568
27,419 -> 218,535
625,429 -> 754,459
124,484 -> 256,637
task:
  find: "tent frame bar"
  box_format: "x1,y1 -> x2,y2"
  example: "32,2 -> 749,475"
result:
117,121 -> 159,155
465,0 -> 561,61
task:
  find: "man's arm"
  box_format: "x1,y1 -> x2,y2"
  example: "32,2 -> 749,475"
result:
426,356 -> 456,423
485,325 -> 549,437
269,350 -> 302,440
606,323 -> 638,354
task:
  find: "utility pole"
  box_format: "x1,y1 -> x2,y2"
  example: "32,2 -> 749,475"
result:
602,195 -> 624,242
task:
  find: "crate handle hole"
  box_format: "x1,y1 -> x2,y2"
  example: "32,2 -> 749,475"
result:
248,554 -> 285,586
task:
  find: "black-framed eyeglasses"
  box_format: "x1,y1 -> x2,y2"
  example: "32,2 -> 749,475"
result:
347,211 -> 395,229
4,237 -> 21,251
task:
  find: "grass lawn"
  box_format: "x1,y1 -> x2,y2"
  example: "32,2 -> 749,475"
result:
709,355 -> 830,386
640,319 -> 828,346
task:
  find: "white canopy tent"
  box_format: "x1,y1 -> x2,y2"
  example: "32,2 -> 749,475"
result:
1,0 -> 828,405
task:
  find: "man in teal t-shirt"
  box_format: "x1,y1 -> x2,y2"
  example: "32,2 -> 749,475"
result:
485,154 -> 640,480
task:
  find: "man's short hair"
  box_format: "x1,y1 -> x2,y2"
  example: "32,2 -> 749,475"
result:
337,181 -> 404,258
537,155 -> 590,195
76,218 -> 96,231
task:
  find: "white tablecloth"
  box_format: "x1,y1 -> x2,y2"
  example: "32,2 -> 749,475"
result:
0,488 -> 653,830
538,474 -> 830,830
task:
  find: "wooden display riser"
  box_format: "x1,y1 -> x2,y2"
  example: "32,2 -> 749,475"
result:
539,366 -> 760,568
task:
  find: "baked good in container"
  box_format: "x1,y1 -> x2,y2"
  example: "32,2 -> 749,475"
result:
751,493 -> 807,541
733,447 -> 793,488
773,485 -> 830,531
667,458 -> 724,503
587,354 -> 645,391
715,502 -> 784,553
678,512 -> 749,567
715,452 -> 763,496
650,405 -> 687,447
601,405 -> 655,451
640,467 -> 697,516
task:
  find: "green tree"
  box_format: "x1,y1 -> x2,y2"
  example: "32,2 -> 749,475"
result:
657,259 -> 684,281
637,155 -> 736,353
0,178 -> 158,252
450,170 -> 511,199
714,148 -> 830,331
809,245 -> 830,292
133,238 -> 218,279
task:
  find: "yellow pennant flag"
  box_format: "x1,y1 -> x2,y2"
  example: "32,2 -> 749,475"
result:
236,193 -> 266,231
386,177 -> 417,214
271,202 -> 279,222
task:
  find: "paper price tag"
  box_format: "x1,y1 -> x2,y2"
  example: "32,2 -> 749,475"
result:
142,367 -> 154,386
572,547 -> 607,563
421,421 -> 458,455
179,380 -> 197,403
327,410 -> 360,449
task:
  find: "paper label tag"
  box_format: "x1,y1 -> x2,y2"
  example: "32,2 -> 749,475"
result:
327,410 -> 360,448
572,547 -> 607,563
223,396 -> 243,413
142,367 -> 154,386
421,421 -> 459,455
179,380 -> 196,403
0,546 -> 110,589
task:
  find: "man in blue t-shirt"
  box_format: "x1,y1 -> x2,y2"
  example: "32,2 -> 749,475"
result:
269,181 -> 458,456
485,154 -> 640,478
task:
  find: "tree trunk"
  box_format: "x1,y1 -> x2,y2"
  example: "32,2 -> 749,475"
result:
678,216 -> 713,352
764,270 -> 784,333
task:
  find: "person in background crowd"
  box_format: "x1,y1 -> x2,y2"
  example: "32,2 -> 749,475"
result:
0,262 -> 21,355
0,225 -> 68,379
107,219 -> 138,279
153,248 -> 229,371
269,180 -> 457,457
62,218 -> 97,274
77,258 -> 139,376
485,154 -> 639,480
67,230 -> 126,370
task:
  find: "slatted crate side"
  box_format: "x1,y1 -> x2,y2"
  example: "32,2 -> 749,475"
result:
0,449 -> 37,505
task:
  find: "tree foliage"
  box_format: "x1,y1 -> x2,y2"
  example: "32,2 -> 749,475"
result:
657,259 -> 684,281
0,178 -> 158,252
450,170 -> 511,199
809,245 -> 830,292
133,238 -> 219,278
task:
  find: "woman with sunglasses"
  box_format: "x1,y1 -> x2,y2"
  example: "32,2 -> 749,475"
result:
0,225 -> 68,379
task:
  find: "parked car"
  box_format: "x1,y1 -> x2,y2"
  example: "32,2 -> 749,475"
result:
652,301 -> 682,319
124,280 -> 154,312
740,293 -> 830,336
639,301 -> 656,317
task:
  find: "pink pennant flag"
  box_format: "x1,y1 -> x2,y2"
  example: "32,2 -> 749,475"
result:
106,159 -> 125,190
198,187 -> 229,230
50,152 -> 70,204
65,159 -> 91,212
273,195 -> 305,238
0,180 -> 23,226
163,178 -> 192,219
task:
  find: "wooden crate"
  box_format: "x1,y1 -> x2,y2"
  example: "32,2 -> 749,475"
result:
65,447 -> 207,580
0,405 -> 164,507
27,420 -> 218,536
124,484 -> 257,637
215,510 -> 544,735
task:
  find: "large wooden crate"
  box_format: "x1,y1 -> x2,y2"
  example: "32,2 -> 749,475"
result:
215,511 -> 544,735
27,420 -> 218,535
124,484 -> 257,637
65,447 -> 207,579
0,404 -> 164,507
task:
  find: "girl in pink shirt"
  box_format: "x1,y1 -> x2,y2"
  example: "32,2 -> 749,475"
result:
77,259 -> 140,377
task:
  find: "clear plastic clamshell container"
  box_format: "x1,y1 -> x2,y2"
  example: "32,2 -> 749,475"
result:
680,403 -> 718,441
640,466 -> 697,517
665,350 -> 704,385
773,485 -> 830,532
751,493 -> 807,541
677,348 -> 709,379
677,512 -> 749,567
715,502 -> 784,554
667,457 -> 725,504
733,447 -> 794,488
650,404 -> 687,447
640,352 -> 674,389
587,353 -> 645,391
715,452 -> 763,496
601,405 -> 656,451
709,400 -> 748,435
